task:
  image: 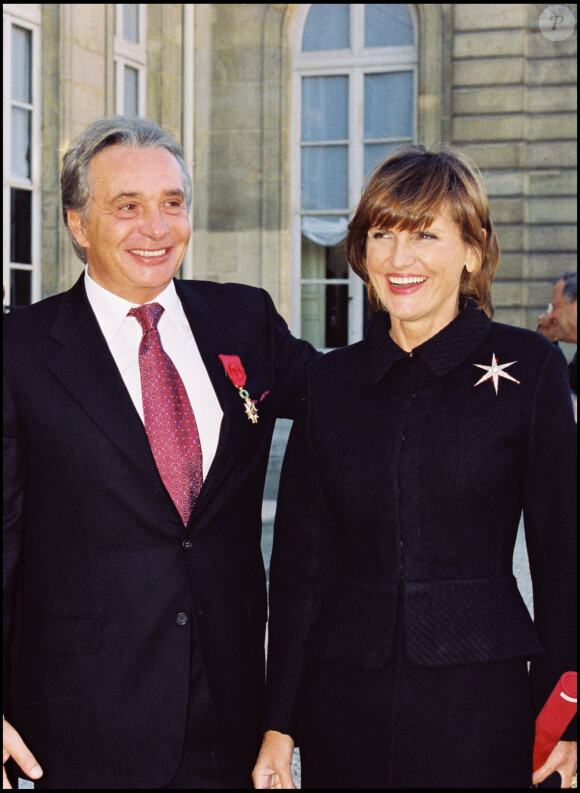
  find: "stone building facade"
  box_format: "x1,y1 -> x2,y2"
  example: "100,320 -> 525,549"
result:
4,3 -> 577,340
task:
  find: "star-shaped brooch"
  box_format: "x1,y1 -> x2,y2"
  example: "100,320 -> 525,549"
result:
473,353 -> 520,395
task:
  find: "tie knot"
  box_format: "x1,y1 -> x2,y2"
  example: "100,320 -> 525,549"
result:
128,302 -> 165,331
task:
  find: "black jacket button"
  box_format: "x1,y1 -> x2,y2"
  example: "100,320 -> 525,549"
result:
176,612 -> 188,626
183,539 -> 193,550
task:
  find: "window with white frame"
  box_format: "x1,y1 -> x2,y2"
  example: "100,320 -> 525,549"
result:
292,4 -> 417,349
3,4 -> 42,310
115,4 -> 147,117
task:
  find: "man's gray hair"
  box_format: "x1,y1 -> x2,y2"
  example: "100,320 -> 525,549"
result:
61,115 -> 192,263
556,271 -> 577,303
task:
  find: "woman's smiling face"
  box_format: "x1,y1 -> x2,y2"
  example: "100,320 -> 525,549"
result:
366,206 -> 478,346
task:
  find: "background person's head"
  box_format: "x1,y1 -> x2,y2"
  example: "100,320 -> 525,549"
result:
549,271 -> 577,344
346,145 -> 499,318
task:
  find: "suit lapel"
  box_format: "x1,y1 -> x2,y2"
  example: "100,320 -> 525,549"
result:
47,277 -> 163,489
174,280 -> 251,520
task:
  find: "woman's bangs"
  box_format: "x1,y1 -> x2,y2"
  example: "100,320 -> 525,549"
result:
368,184 -> 451,233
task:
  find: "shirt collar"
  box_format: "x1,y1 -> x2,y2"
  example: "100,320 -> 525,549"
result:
364,301 -> 493,383
84,270 -> 186,342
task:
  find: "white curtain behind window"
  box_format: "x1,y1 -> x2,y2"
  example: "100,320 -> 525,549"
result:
301,215 -> 349,247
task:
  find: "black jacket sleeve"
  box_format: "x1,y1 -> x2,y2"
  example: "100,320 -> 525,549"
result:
263,393 -> 340,737
523,344 -> 577,740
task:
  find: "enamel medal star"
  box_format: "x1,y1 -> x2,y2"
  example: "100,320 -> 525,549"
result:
473,353 -> 520,395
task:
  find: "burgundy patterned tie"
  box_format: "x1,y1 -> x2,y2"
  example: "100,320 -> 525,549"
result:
129,303 -> 202,524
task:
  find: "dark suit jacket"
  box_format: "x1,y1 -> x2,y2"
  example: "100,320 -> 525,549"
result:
3,275 -> 318,788
569,349 -> 577,394
264,304 -> 577,745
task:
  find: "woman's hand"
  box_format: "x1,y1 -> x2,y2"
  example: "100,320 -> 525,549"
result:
252,730 -> 296,789
532,740 -> 577,788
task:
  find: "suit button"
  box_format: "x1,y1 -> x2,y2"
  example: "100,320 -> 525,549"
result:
183,539 -> 193,550
176,612 -> 189,626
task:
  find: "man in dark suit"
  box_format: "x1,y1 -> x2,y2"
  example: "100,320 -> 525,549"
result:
3,116 -> 317,789
537,272 -> 577,386
537,270 -> 577,419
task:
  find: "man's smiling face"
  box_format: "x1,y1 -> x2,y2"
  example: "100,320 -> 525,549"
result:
67,144 -> 191,304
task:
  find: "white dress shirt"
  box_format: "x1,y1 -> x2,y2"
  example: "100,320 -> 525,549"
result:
84,271 -> 223,478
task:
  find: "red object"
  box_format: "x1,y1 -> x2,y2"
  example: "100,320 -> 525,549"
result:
219,355 -> 247,389
130,303 -> 203,525
532,672 -> 577,772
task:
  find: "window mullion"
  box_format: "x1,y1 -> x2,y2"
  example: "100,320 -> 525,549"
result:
351,3 -> 362,54
348,63 -> 364,346
31,19 -> 41,302
115,58 -> 125,114
3,19 -> 12,305
350,67 -> 363,212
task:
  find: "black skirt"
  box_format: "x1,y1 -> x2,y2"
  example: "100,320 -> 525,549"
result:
296,621 -> 535,789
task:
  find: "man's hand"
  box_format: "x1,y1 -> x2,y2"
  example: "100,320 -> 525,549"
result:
3,719 -> 43,789
537,311 -> 560,342
252,730 -> 295,789
532,740 -> 577,788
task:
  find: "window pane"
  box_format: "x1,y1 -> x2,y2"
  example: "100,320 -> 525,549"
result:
123,4 -> 140,43
302,145 -> 348,211
325,283 -> 349,347
325,242 -> 349,280
302,4 -> 349,51
10,188 -> 32,264
365,4 -> 414,48
301,235 -> 348,279
12,26 -> 32,104
301,282 -> 325,347
11,108 -> 32,179
302,234 -> 324,280
301,282 -> 348,348
302,76 -> 348,142
124,65 -> 139,117
10,269 -> 32,309
364,72 -> 414,139
364,141 -> 409,181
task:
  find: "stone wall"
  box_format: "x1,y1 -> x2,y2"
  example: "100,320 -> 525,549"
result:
190,4 -> 291,314
450,4 -> 577,327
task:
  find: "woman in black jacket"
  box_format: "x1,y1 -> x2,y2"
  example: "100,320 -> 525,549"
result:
253,146 -> 577,789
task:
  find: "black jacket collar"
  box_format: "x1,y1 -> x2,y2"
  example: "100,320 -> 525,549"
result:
364,301 -> 493,383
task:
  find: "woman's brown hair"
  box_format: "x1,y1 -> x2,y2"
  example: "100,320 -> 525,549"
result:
346,145 -> 500,317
